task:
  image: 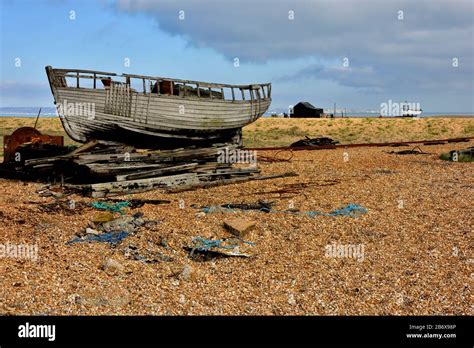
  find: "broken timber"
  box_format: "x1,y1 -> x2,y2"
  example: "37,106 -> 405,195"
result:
10,140 -> 297,197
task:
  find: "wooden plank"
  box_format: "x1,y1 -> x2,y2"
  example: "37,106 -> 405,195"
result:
116,163 -> 198,181
90,172 -> 200,198
67,140 -> 99,157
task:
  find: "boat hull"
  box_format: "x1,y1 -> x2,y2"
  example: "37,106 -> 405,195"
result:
46,67 -> 271,148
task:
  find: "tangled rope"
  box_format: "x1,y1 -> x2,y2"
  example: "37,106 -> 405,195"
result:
91,201 -> 129,214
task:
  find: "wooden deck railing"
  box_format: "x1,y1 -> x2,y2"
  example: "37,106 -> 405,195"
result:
49,67 -> 271,102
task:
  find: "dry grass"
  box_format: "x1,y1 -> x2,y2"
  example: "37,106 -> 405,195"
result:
0,140 -> 472,315
0,117 -> 473,156
243,117 -> 474,147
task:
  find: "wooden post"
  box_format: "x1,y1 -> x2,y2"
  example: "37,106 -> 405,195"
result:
143,78 -> 146,94
33,108 -> 42,129
209,87 -> 213,99
146,79 -> 151,123
197,84 -> 200,98
221,87 -> 224,99
183,83 -> 186,97
93,73 -> 96,89
76,72 -> 79,88
231,87 -> 235,101
241,88 -> 245,100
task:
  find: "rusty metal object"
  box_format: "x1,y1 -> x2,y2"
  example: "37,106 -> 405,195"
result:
259,149 -> 294,163
3,127 -> 64,164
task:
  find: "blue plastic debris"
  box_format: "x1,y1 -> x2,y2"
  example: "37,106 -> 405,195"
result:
190,236 -> 255,257
66,231 -> 129,245
201,203 -> 368,218
303,203 -> 368,218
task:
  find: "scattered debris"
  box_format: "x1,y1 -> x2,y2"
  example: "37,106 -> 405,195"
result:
195,211 -> 207,218
186,236 -> 255,258
224,218 -> 256,238
199,205 -> 234,214
124,244 -> 173,263
158,236 -> 170,249
259,203 -> 368,218
178,265 -> 194,281
66,231 -> 129,245
197,201 -> 367,218
36,186 -> 71,198
108,198 -> 171,208
259,149 -> 294,163
198,200 -> 274,213
101,258 -> 128,276
290,136 -> 339,148
85,227 -> 100,235
288,293 -> 297,306
100,213 -> 145,234
37,199 -> 88,214
66,206 -> 158,245
292,203 -> 368,218
385,146 -> 431,155
91,201 -> 129,215
2,126 -> 65,164
91,211 -> 115,224
9,140 -> 292,197
373,169 -> 399,175
439,147 -> 474,162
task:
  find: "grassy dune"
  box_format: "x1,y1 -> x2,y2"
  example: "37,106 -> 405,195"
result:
0,117 -> 473,155
243,117 -> 474,147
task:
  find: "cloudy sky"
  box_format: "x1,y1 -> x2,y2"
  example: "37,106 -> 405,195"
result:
1,0 -> 473,113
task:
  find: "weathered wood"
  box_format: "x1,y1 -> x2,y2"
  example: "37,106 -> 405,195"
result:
67,140 -> 99,157
90,173 -> 200,198
116,163 -> 198,181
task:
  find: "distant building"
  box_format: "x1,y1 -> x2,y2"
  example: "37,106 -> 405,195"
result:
290,102 -> 324,118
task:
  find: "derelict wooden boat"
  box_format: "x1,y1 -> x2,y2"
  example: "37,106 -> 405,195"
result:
45,66 -> 271,147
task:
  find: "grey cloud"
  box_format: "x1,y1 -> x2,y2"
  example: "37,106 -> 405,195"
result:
112,0 -> 473,96
113,0 -> 473,60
